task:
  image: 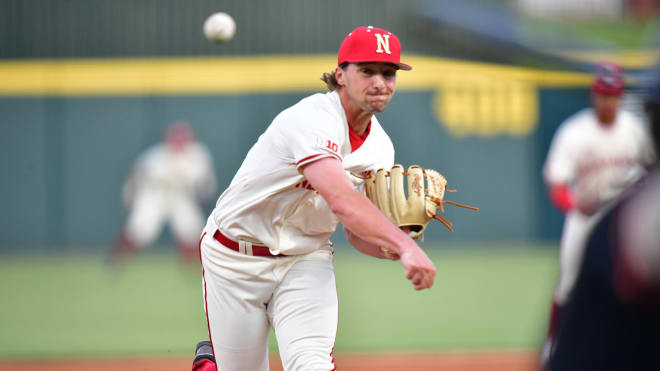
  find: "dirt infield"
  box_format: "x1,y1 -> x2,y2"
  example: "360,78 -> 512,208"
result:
0,350 -> 539,371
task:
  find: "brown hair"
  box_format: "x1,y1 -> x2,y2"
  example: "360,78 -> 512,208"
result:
320,62 -> 348,91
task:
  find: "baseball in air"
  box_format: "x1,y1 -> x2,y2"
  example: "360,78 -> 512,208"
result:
203,12 -> 236,43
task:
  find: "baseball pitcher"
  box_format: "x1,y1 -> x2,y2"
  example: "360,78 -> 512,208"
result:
192,26 -> 438,371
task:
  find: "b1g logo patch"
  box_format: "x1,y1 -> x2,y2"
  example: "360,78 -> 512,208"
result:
316,137 -> 339,153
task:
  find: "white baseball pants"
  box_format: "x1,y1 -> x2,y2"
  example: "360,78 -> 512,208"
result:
199,226 -> 338,371
126,189 -> 204,248
554,210 -> 601,304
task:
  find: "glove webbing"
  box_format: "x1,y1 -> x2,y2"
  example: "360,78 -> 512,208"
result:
429,195 -> 478,232
381,170 -> 479,233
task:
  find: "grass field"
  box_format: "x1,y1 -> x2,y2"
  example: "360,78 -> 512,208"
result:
0,243 -> 558,360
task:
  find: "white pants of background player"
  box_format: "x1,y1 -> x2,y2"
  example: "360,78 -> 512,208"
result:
199,222 -> 338,371
125,189 -> 204,249
554,210 -> 601,304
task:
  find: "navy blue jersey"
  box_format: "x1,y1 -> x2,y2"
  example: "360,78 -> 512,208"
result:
549,176 -> 660,371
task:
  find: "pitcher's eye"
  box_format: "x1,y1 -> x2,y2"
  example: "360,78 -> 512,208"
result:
383,70 -> 396,78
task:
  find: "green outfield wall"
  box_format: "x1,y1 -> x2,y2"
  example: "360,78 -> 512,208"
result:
1,0 -> 617,248
0,55 -> 601,248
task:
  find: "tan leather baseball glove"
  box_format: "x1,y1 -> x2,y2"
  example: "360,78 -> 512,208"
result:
364,164 -> 478,240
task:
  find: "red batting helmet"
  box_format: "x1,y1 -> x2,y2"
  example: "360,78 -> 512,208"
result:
337,26 -> 412,71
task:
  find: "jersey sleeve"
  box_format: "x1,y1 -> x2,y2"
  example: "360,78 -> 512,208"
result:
380,133 -> 395,170
543,122 -> 578,186
636,124 -> 657,167
271,103 -> 345,171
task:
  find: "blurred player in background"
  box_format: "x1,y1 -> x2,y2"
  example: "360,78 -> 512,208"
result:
110,121 -> 217,265
191,26 -> 436,371
540,62 -> 656,361
545,65 -> 660,370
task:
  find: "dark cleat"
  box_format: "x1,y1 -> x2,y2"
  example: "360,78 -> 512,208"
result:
193,340 -> 214,364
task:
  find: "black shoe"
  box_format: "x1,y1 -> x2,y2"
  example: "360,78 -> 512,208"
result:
193,340 -> 215,364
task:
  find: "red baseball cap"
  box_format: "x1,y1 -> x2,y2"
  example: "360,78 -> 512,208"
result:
592,61 -> 624,96
338,26 -> 412,71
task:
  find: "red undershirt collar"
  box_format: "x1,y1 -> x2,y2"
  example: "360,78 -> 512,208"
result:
348,121 -> 371,153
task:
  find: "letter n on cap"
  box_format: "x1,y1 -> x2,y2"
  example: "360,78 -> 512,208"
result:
374,34 -> 391,54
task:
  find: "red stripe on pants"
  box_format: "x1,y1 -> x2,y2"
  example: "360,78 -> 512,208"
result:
196,232 -> 218,371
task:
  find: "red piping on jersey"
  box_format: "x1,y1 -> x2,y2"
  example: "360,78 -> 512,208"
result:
296,152 -> 342,166
331,264 -> 339,371
198,232 -> 219,369
297,153 -> 324,165
348,120 -> 371,153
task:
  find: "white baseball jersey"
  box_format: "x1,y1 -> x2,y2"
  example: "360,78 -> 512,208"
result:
211,90 -> 394,255
125,142 -> 216,199
544,108 -> 655,206
200,90 -> 395,371
543,107 -> 655,304
123,141 -> 216,247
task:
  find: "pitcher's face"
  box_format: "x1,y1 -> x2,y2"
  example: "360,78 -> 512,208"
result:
337,62 -> 397,113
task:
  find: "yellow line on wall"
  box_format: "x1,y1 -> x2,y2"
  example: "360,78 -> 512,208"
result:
0,54 -> 593,96
548,49 -> 660,69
